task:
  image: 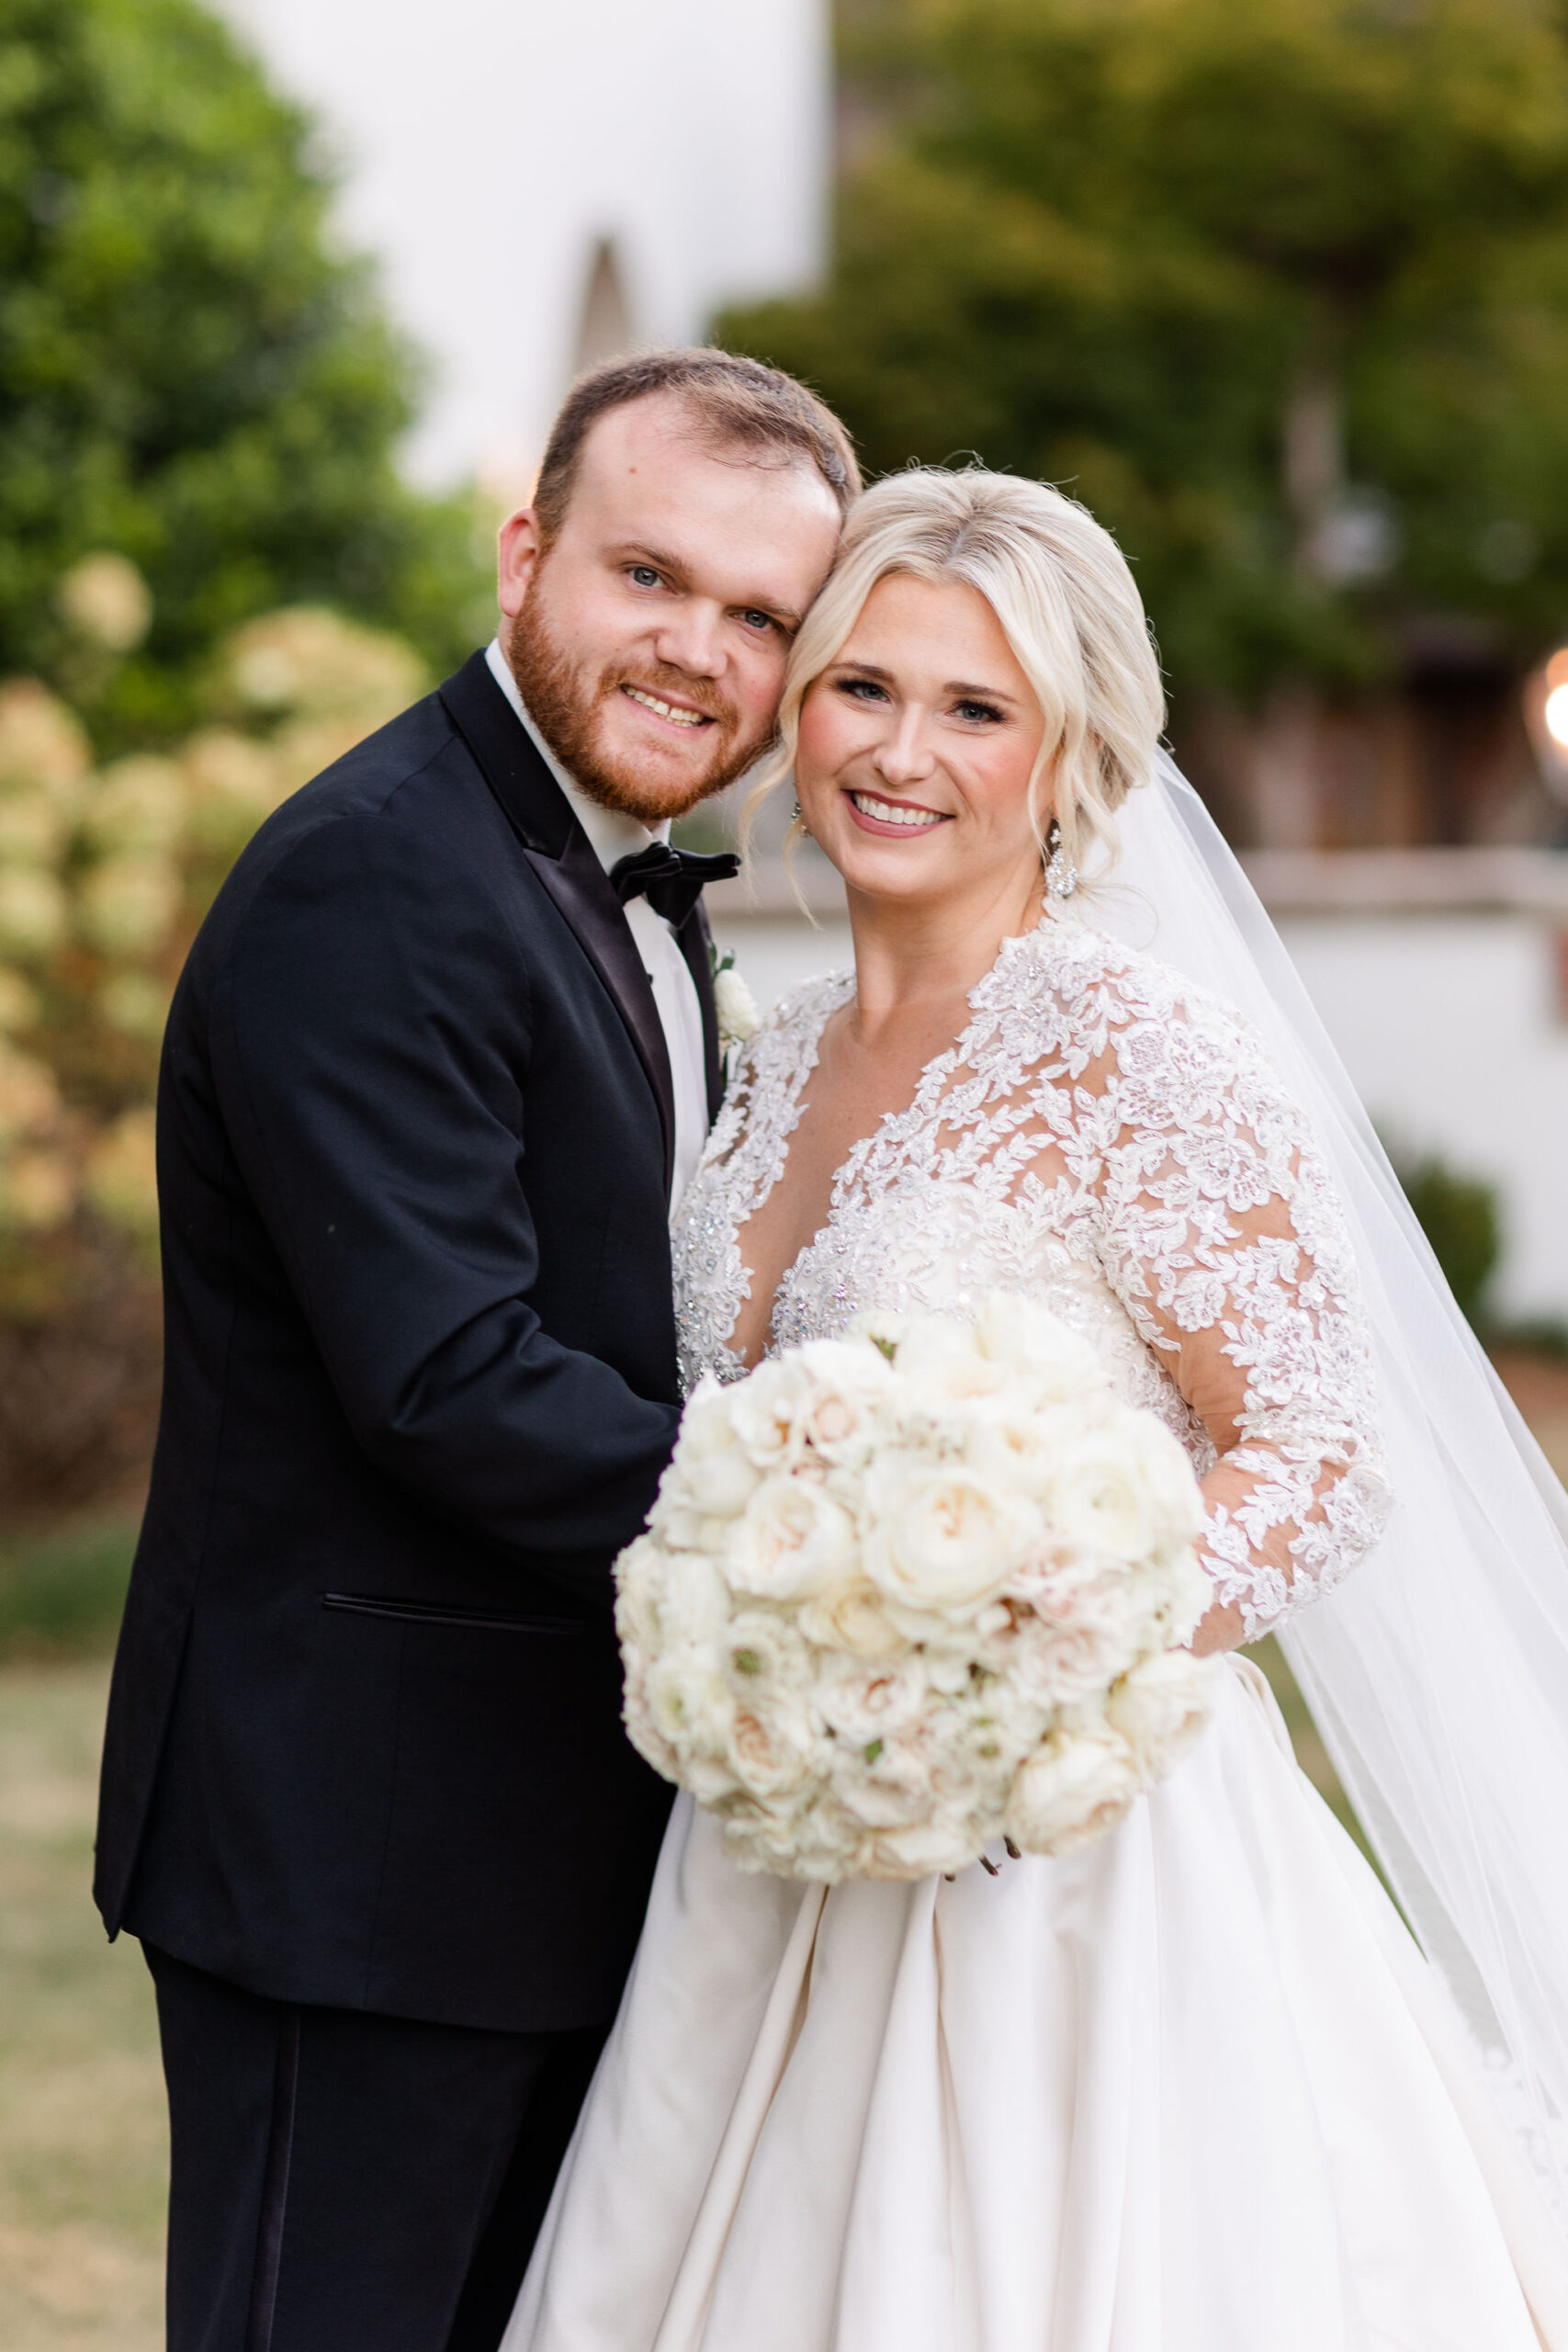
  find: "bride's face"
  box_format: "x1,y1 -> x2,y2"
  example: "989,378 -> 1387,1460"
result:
794,573 -> 1050,911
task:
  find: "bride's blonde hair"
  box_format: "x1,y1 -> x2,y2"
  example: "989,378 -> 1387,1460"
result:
745,466 -> 1165,882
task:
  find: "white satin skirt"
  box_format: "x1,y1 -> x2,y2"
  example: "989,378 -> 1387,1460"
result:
503,1658 -> 1568,2352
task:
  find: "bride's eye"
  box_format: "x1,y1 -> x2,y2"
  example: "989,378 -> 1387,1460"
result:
954,697 -> 1004,725
835,675 -> 889,703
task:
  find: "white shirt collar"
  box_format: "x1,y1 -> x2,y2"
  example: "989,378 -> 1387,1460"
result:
484,637 -> 669,878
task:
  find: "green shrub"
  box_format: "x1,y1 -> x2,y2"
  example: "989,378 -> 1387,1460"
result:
1400,1155 -> 1502,1330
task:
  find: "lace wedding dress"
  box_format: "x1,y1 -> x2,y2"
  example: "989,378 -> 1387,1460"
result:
505,909 -> 1563,2352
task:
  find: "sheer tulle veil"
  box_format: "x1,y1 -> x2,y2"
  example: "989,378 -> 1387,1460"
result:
1090,752 -> 1568,2228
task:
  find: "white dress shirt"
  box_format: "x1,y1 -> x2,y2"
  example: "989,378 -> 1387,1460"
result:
484,639 -> 709,1210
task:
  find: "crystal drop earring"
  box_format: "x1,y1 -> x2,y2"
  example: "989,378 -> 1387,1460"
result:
1044,817 -> 1077,901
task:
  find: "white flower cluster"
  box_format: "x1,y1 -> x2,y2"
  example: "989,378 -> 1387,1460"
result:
617,1295 -> 1222,1882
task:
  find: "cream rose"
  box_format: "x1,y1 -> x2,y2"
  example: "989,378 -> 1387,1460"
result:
1106,1648 -> 1219,1782
725,1476 -> 856,1600
1039,1433 -> 1164,1563
1004,1720 -> 1142,1855
863,1462 -> 1042,1615
797,1577 -> 909,1656
724,1697 -> 818,1801
818,1652 -> 930,1744
674,1383 -> 764,1518
972,1292 -> 1110,1405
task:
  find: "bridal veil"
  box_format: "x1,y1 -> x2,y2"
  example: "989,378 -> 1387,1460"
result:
1092,754 -> 1568,2240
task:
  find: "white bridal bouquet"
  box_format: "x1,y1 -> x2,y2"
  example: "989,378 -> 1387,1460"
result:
616,1296 -> 1221,1882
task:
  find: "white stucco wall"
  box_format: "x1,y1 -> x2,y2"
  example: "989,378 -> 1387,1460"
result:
210,0 -> 829,489
1275,913 -> 1568,1320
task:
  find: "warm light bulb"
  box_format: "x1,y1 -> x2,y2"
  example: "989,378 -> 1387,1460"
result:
1547,684 -> 1568,748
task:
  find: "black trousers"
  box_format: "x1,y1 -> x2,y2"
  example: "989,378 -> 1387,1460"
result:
144,1943 -> 607,2352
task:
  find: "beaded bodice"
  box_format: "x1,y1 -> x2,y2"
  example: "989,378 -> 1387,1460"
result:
671,909 -> 1390,1641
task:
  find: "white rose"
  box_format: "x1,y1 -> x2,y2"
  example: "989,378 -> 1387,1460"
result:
891,1315 -> 1012,1402
789,1339 -> 894,1467
644,1642 -> 735,1763
672,1382 -> 763,1519
864,1462 -> 1043,1616
1004,1720 -> 1142,1856
614,1533 -> 667,1657
724,1695 -> 819,1801
1039,1431 -> 1162,1563
1006,1600 -> 1141,1709
818,1652 -> 929,1744
1106,1648 -> 1220,1784
652,1554 -> 733,1645
971,1291 -> 1111,1405
714,964 -> 760,1046
867,1812 -> 976,1880
796,1577 -> 910,1656
831,1728 -> 939,1829
728,1356 -> 815,1470
1122,1414 -> 1207,1556
725,1476 -> 856,1601
647,1491 -> 732,1555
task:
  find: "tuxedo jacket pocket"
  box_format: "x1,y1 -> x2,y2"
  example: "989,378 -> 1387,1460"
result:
319,1592 -> 589,1636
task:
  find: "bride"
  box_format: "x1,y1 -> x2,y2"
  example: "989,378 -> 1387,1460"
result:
505,469 -> 1568,2349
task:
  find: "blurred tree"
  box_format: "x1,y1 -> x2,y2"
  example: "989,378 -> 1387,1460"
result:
0,0 -> 491,745
722,0 -> 1568,701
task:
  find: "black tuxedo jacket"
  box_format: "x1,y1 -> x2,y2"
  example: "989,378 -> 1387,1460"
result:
95,651 -> 719,2033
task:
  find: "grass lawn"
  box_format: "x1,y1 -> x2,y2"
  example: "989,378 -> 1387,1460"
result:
0,1657 -> 164,2351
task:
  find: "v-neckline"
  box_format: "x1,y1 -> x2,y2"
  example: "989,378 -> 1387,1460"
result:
721,913 -> 1064,1372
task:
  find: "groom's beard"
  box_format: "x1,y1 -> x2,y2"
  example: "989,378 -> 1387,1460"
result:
504,600 -> 774,826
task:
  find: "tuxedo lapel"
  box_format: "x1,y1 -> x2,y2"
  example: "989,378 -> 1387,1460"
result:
438,652 -> 676,1193
678,901 -> 725,1122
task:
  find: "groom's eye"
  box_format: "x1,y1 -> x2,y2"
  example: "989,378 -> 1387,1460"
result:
739,609 -> 777,633
627,565 -> 662,589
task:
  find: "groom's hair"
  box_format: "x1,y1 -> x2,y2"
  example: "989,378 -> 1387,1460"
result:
534,348 -> 861,539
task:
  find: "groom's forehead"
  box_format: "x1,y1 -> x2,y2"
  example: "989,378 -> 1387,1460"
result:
570,396 -> 842,580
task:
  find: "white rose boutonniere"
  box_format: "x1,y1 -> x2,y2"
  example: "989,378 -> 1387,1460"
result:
710,946 -> 759,1053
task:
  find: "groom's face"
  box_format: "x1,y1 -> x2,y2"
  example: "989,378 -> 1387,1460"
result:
499,393 -> 841,823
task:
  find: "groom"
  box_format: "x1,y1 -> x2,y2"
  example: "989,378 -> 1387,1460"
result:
95,348 -> 853,2352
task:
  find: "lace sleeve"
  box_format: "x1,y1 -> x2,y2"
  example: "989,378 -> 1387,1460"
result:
1082,967 -> 1392,1641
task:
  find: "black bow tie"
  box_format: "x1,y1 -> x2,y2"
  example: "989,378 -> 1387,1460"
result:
609,842 -> 740,929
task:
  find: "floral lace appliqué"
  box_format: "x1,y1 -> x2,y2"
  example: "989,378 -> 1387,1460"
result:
671,912 -> 1391,1641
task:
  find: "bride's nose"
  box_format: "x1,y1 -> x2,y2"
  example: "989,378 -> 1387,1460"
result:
870,706 -> 936,787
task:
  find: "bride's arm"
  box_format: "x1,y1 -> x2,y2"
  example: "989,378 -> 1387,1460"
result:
1083,975 -> 1392,1653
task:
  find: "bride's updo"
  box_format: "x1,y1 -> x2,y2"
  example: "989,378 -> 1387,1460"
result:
751,466 -> 1165,881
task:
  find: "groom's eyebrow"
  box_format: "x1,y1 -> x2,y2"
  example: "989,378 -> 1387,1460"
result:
611,539 -> 806,630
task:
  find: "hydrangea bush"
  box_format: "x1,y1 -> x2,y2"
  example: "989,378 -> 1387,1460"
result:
0,561 -> 425,1503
